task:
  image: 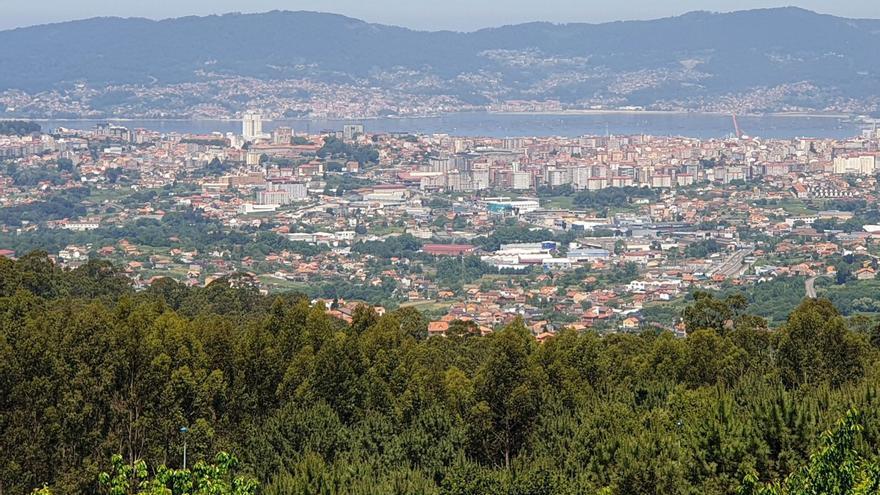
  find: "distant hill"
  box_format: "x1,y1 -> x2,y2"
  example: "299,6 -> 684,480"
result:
1,8 -> 879,108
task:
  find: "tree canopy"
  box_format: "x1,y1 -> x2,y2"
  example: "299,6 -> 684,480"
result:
3,252 -> 880,494
0,120 -> 41,135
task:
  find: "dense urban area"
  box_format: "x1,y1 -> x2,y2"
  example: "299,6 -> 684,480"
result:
0,73 -> 880,495
4,7 -> 880,490
2,116 -> 880,333
4,76 -> 875,120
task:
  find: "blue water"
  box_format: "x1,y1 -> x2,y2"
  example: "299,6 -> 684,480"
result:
40,111 -> 863,139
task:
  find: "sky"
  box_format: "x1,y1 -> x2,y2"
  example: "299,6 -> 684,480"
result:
1,0 -> 878,31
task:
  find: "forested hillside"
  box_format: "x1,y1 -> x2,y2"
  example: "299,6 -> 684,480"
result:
4,251 -> 880,494
1,8 -> 879,107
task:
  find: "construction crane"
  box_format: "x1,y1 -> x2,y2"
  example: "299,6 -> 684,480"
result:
731,113 -> 744,139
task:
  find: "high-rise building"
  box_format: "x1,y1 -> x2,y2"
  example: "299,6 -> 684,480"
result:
572,166 -> 591,190
471,169 -> 490,190
246,151 -> 262,166
512,172 -> 532,190
833,154 -> 876,175
273,127 -> 293,145
342,124 -> 364,141
502,137 -> 524,150
257,184 -> 307,206
429,156 -> 453,173
242,111 -> 263,141
545,168 -> 570,187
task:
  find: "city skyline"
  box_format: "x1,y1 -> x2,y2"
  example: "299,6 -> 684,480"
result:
2,0 -> 879,31
5,0 -> 880,491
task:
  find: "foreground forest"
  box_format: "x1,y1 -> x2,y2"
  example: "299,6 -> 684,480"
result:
4,252 -> 880,494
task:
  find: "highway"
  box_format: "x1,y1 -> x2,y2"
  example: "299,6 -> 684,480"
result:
708,249 -> 753,278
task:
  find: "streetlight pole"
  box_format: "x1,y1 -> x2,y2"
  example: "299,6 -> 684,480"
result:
180,426 -> 189,470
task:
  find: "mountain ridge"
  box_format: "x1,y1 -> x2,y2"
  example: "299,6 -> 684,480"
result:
5,6 -> 876,34
1,7 -> 879,113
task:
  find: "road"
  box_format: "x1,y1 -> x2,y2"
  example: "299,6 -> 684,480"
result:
805,275 -> 828,298
709,249 -> 753,278
805,276 -> 818,298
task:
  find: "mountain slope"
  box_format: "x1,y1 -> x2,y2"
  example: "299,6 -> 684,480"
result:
1,8 -> 879,108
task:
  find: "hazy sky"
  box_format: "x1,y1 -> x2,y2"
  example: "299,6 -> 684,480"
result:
1,0 -> 878,31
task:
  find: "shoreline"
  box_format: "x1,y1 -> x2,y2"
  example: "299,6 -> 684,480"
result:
488,109 -> 853,119
0,113 -> 462,123
1,109 -> 856,122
